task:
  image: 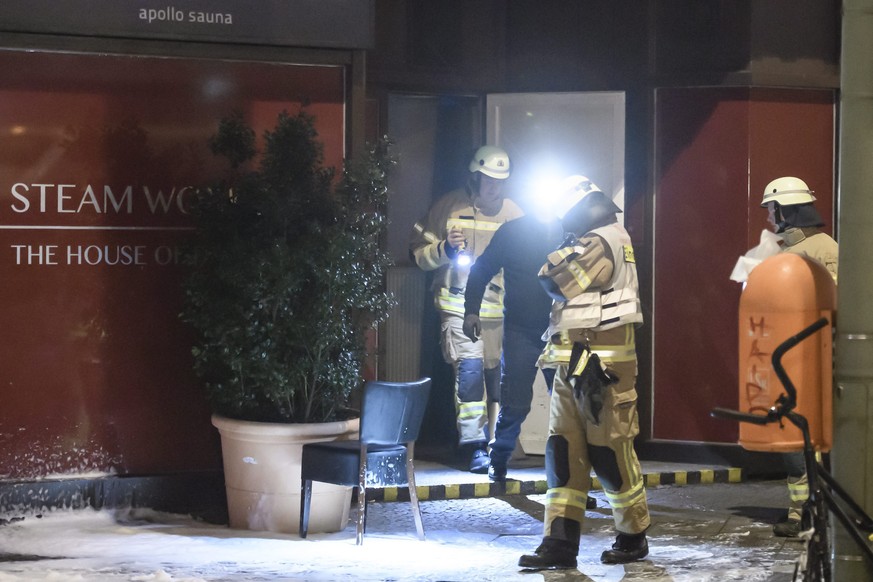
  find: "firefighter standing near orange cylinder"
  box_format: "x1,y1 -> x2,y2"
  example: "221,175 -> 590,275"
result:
518,175 -> 650,570
409,146 -> 524,473
761,176 -> 838,537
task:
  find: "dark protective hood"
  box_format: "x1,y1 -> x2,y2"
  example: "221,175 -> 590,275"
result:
777,202 -> 824,232
561,190 -> 622,236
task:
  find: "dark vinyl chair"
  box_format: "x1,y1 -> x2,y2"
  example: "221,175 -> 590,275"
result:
299,377 -> 432,544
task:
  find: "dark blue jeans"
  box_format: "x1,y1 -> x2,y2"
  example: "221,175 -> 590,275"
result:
489,324 -> 554,468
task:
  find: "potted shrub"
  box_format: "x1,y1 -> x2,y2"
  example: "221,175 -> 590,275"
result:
180,110 -> 394,533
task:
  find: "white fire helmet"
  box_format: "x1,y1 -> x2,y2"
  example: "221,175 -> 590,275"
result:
553,175 -> 619,219
469,146 -> 511,180
761,176 -> 816,207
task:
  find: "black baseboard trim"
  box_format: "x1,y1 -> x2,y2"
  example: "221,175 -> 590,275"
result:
0,443 -> 786,521
637,440 -> 789,479
0,471 -> 228,524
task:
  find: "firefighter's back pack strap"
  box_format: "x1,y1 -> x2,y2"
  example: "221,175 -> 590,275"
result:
567,342 -> 618,425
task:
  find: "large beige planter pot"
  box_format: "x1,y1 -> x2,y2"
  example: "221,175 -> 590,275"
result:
212,414 -> 359,534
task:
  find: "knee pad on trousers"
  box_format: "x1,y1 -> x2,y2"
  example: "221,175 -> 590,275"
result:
588,444 -> 623,491
484,365 -> 501,402
457,358 -> 484,402
546,435 -> 570,489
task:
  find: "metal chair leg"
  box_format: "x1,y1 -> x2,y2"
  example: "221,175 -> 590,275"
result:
357,446 -> 368,545
406,443 -> 425,540
300,479 -> 312,538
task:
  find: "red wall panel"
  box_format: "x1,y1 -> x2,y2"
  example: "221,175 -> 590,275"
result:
653,87 -> 835,444
653,88 -> 750,443
0,51 -> 345,479
748,89 -> 836,242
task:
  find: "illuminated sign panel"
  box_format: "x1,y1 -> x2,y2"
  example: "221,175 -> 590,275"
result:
0,0 -> 374,49
0,51 -> 345,479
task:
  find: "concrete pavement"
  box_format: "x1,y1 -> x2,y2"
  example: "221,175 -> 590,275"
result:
0,455 -> 806,581
364,475 -> 803,581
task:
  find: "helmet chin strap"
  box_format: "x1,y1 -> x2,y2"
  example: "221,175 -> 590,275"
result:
468,174 -> 503,214
465,174 -> 478,197
773,205 -> 789,233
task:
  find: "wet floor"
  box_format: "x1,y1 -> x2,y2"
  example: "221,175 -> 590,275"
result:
0,479 -> 804,581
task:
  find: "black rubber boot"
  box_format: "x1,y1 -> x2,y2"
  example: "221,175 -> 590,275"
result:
518,538 -> 578,570
488,463 -> 507,482
600,531 -> 649,564
468,446 -> 490,474
773,518 -> 801,538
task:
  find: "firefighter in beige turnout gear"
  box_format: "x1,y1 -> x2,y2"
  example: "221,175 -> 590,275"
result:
519,175 -> 650,571
409,146 -> 524,473
762,176 -> 838,538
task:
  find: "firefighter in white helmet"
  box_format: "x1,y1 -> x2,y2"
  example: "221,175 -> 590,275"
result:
409,145 -> 523,473
762,176 -> 838,283
762,176 -> 838,538
519,175 -> 650,570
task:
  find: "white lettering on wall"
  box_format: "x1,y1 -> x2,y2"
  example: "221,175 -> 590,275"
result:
104,185 -> 134,214
188,11 -> 233,25
67,245 -> 147,266
138,8 -> 233,25
143,186 -> 190,214
11,244 -> 59,265
8,183 -> 189,215
9,243 -> 182,267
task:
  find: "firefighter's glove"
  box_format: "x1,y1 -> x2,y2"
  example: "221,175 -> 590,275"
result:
463,314 -> 481,343
559,233 -> 579,249
538,273 -> 567,302
538,238 -> 589,302
444,227 -> 466,259
567,344 -> 618,425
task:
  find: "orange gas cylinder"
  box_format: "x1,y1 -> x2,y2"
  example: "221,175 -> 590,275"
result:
737,253 -> 836,452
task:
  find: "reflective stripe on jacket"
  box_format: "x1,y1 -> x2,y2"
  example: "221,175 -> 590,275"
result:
409,188 -> 523,319
540,222 -> 643,336
538,326 -> 637,367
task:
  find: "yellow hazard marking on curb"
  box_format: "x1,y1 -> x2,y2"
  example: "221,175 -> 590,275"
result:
376,467 -> 746,504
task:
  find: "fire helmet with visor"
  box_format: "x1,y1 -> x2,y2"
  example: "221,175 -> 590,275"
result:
554,175 -> 622,218
555,175 -> 623,236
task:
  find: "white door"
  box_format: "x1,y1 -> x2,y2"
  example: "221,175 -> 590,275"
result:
486,92 -> 626,216
383,91 -> 626,450
486,92 -> 627,454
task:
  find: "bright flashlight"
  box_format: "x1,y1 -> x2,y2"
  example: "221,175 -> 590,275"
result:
455,240 -> 472,266
531,176 -> 562,221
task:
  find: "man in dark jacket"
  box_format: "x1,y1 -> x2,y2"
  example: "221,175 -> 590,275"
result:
463,209 -> 563,481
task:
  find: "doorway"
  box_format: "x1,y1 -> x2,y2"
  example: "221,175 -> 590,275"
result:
383,91 -> 627,450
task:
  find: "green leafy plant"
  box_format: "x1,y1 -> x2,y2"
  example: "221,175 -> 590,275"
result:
180,110 -> 395,423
